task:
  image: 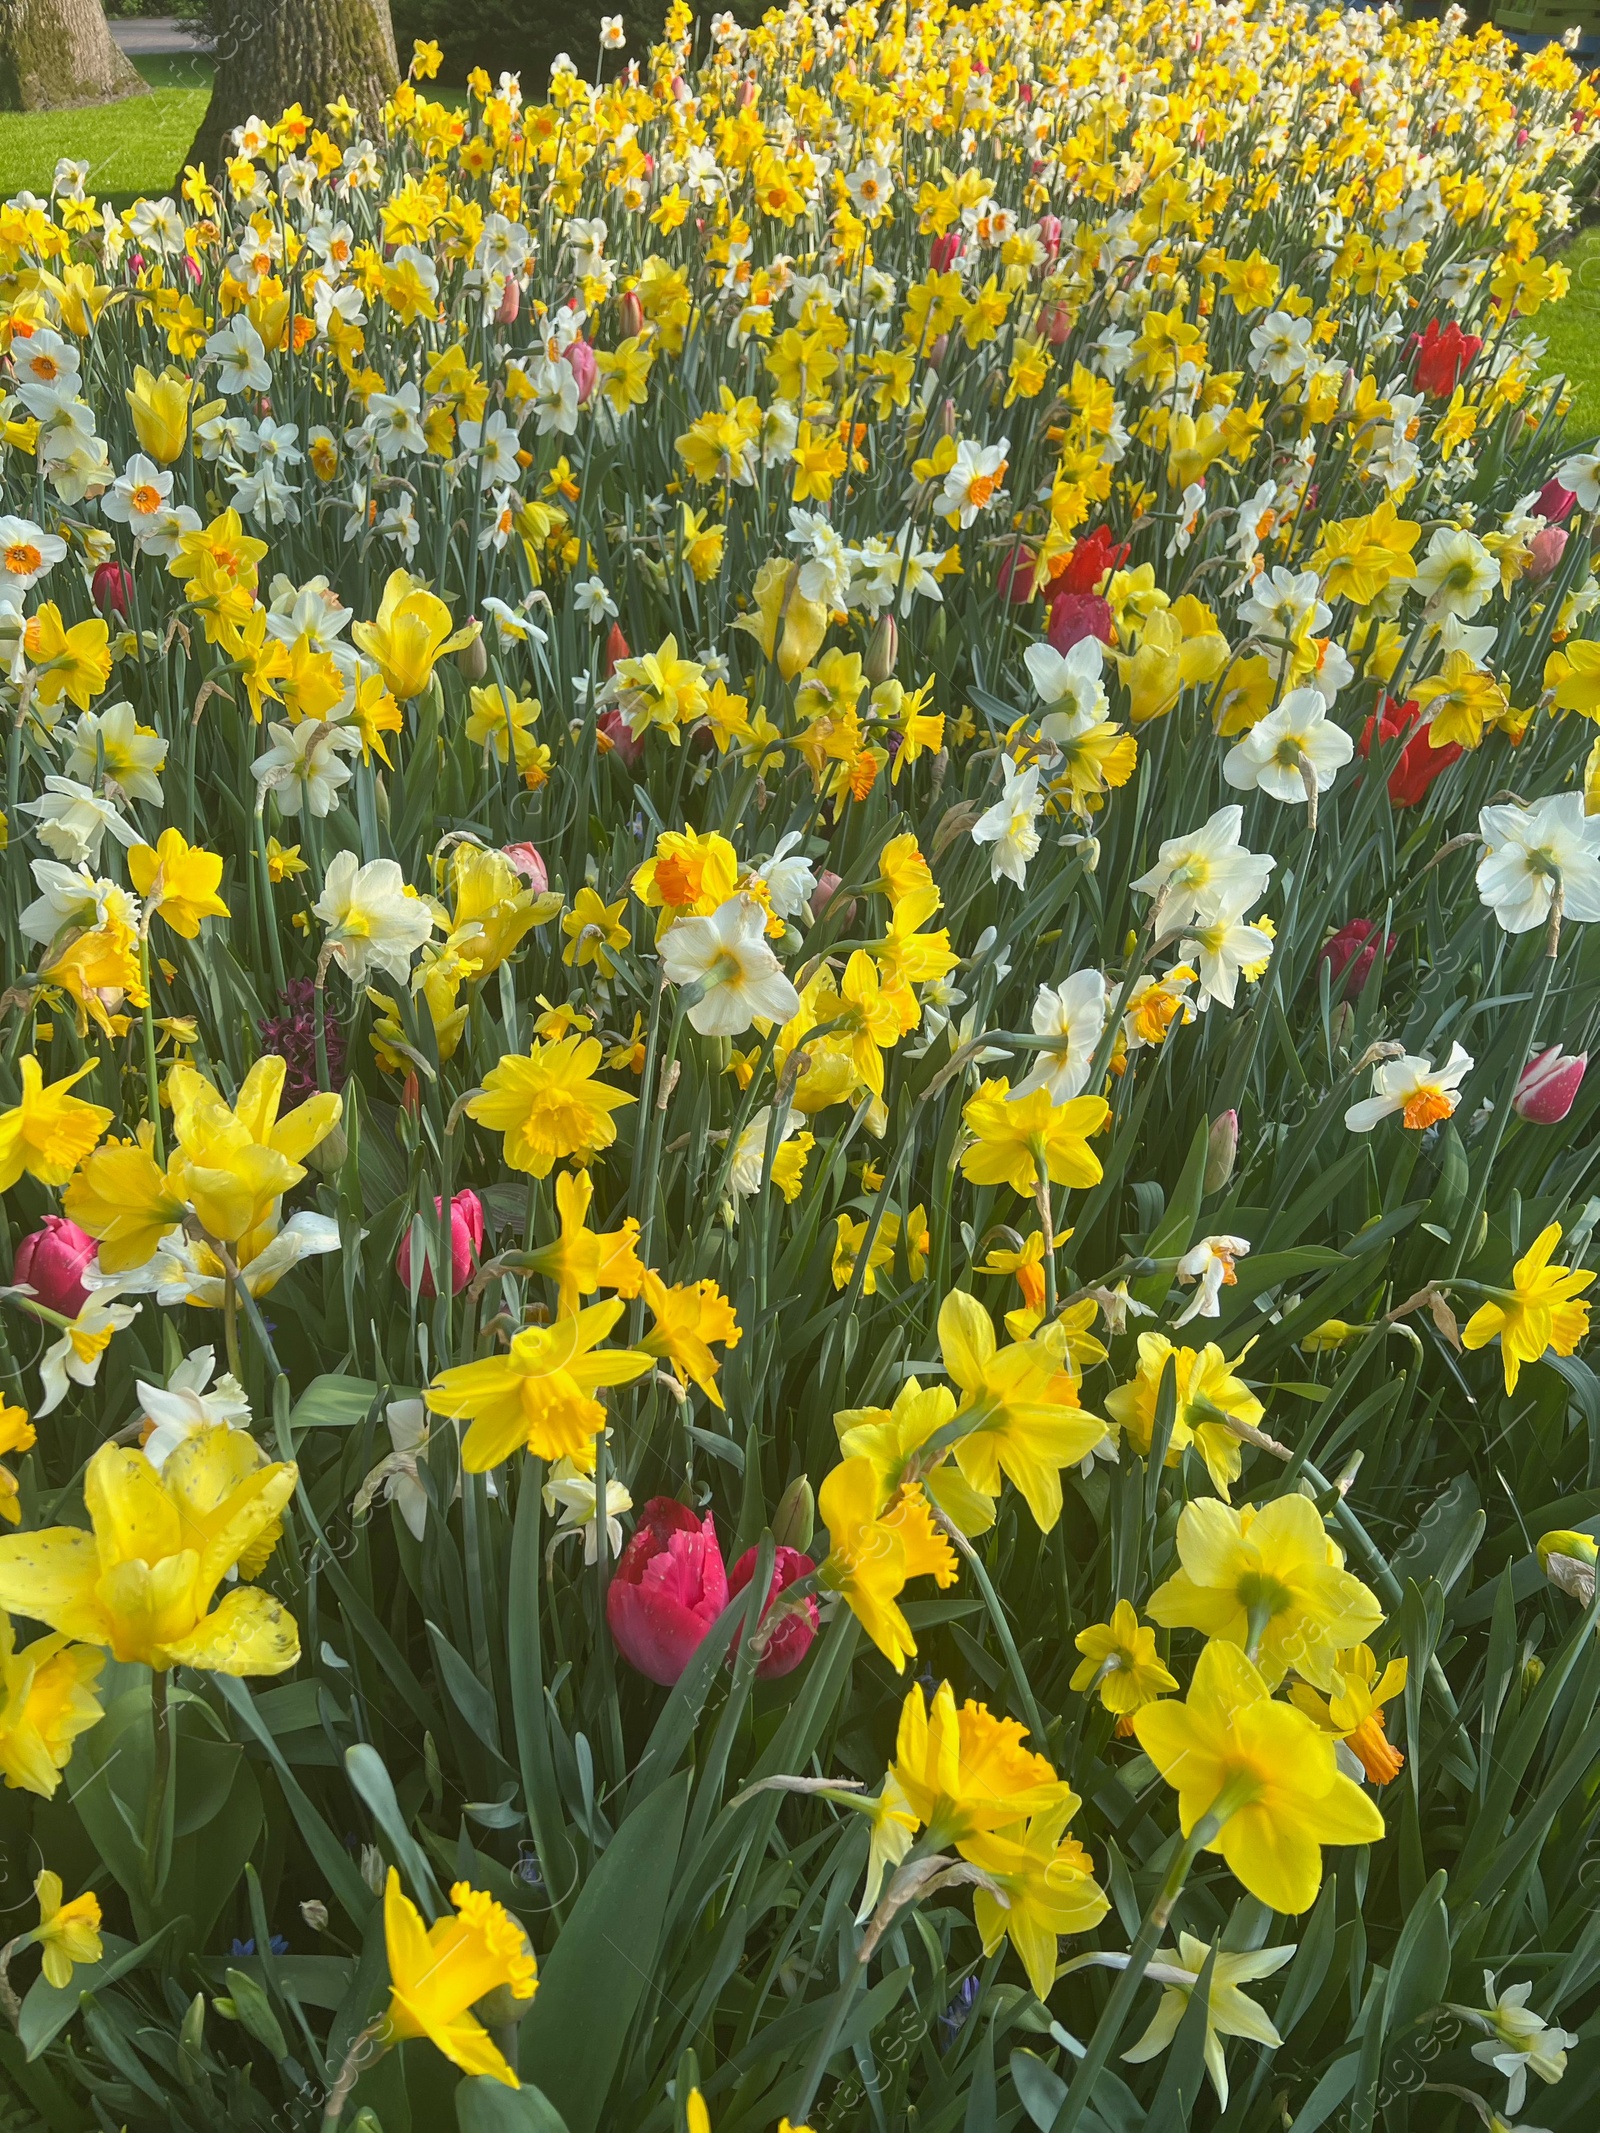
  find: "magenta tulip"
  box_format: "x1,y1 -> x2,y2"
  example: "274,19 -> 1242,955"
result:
396,1190 -> 485,1299
1515,1046 -> 1588,1124
11,1217 -> 97,1318
503,843 -> 549,893
726,1545 -> 818,1679
607,1498 -> 728,1685
563,336 -> 597,405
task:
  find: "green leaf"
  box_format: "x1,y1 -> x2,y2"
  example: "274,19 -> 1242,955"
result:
516,1771 -> 689,2133
457,2078 -> 572,2133
1132,1121 -> 1209,1308
291,1374 -> 382,1430
19,1926 -> 177,2062
1010,2047 -> 1066,2131
345,1742 -> 445,1913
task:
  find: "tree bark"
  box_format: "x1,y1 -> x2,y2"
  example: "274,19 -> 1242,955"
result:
0,0 -> 146,111
184,0 -> 399,178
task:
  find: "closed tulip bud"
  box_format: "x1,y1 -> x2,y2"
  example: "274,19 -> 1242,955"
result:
618,288 -> 644,338
930,230 -> 962,272
997,543 -> 1037,603
1039,212 -> 1063,263
607,1497 -> 728,1684
503,841 -> 548,892
494,275 -> 520,326
455,627 -> 488,682
597,705 -> 645,766
300,1899 -> 329,1932
865,610 -> 898,684
92,559 -> 132,618
1204,1108 -> 1238,1194
396,1190 -> 485,1297
772,1473 -> 815,1552
938,394 -> 958,437
306,1123 -> 348,1174
1514,1045 -> 1587,1124
1527,525 -> 1568,584
1039,300 -> 1073,345
603,620 -> 631,678
11,1217 -> 97,1318
928,331 -> 949,370
727,1544 -> 818,1678
563,336 -> 597,404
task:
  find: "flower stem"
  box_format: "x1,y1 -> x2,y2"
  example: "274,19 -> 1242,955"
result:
138,931 -> 166,1164
141,1667 -> 173,1906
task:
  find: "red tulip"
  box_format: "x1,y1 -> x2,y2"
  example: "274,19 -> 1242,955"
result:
563,336 -> 597,405
1515,1045 -> 1588,1124
503,843 -> 548,893
92,560 -> 132,618
603,621 -> 631,678
997,543 -> 1038,603
1046,591 -> 1114,653
930,231 -> 962,272
495,277 -> 521,326
1038,300 -> 1073,345
597,706 -> 645,767
726,1545 -> 818,1678
11,1217 -> 97,1318
396,1190 -> 485,1299
1320,919 -> 1395,999
1052,525 -> 1129,597
1410,318 -> 1481,399
1358,694 -> 1460,808
607,1498 -> 728,1685
1536,477 -> 1578,526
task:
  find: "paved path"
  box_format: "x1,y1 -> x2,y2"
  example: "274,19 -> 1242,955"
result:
110,16 -> 206,58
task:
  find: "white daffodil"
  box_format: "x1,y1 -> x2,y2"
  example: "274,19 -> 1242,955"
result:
205,313 -> 272,395
1238,566 -> 1330,638
101,455 -> 173,532
1122,1934 -> 1295,2109
1477,795 -> 1600,935
315,851 -> 436,985
972,756 -> 1043,887
0,514 -> 68,604
1131,806 -> 1275,932
660,894 -> 801,1037
1025,636 -> 1108,725
1011,971 -> 1109,1103
1345,1043 -> 1473,1132
1415,526 -> 1498,618
1464,1974 -> 1578,2116
1223,688 -> 1354,804
17,777 -> 140,865
1556,447 -> 1600,511
1182,896 -> 1275,1011
935,435 -> 1009,527
1172,1236 -> 1252,1325
542,1455 -> 632,1565
754,831 -> 817,920
729,1104 -> 807,1197
573,575 -> 618,622
38,1284 -> 141,1417
18,858 -> 138,945
252,718 -> 362,818
64,701 -> 167,807
136,1347 -> 253,1471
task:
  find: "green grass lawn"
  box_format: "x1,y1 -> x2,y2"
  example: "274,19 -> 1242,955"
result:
0,52 -> 211,203
1540,225 -> 1600,443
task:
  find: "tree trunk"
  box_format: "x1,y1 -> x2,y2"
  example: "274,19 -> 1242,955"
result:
184,0 -> 399,178
0,0 -> 146,111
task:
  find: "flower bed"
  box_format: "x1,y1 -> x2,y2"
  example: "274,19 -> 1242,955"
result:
1,3 -> 1599,2128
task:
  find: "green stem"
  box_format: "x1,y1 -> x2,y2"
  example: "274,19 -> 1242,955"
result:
141,1668 -> 173,1906
940,1513 -> 1046,1745
1447,937 -> 1558,1280
139,933 -> 166,1164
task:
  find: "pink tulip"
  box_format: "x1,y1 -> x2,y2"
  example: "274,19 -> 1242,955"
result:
1515,1046 -> 1588,1124
1038,300 -> 1073,346
503,843 -> 548,893
495,277 -> 521,326
1528,526 -> 1568,584
11,1217 -> 97,1318
1039,213 -> 1063,264
726,1545 -> 818,1679
607,1498 -> 728,1685
1536,477 -> 1578,526
563,337 -> 597,405
396,1190 -> 485,1298
930,231 -> 962,272
618,289 -> 644,338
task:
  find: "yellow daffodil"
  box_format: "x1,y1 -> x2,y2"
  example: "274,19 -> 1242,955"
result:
128,829 -> 230,938
351,568 -> 479,700
32,1872 -> 102,1987
0,1614 -> 103,1797
936,1290 -> 1107,1531
381,1868 -> 536,2087
1104,1332 -> 1267,1499
1145,1496 -> 1383,1691
1462,1223 -> 1594,1393
466,1035 -> 635,1176
520,1168 -> 645,1317
961,1796 -> 1110,2000
1071,1598 -> 1179,1718
1133,1640 -> 1385,1914
424,1298 -> 651,1471
816,1456 -> 957,1670
960,1082 -> 1109,1198
639,1271 -> 741,1407
0,1057 -> 111,1192
0,1434 -> 298,1674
